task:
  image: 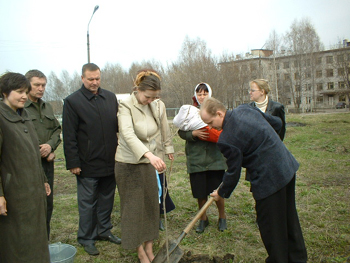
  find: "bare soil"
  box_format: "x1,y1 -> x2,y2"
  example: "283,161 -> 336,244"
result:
179,251 -> 235,263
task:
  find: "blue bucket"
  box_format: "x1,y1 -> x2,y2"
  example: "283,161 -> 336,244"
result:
49,242 -> 77,263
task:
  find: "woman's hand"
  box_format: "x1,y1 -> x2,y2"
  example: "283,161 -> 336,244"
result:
144,152 -> 166,172
45,183 -> 51,196
0,196 -> 7,216
167,153 -> 174,161
192,128 -> 209,140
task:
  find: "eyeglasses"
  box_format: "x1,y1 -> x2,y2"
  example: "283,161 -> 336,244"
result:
249,89 -> 260,93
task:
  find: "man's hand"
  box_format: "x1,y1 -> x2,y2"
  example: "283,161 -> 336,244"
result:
70,167 -> 81,175
44,183 -> 51,196
39,144 -> 52,158
0,196 -> 7,216
46,152 -> 55,162
210,189 -> 222,202
192,128 -> 209,140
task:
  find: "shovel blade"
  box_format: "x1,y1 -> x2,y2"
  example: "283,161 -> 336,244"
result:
153,239 -> 184,263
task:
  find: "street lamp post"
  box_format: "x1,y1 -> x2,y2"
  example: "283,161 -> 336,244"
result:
87,5 -> 99,63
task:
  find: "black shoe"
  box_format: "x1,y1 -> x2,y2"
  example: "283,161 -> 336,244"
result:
83,244 -> 99,256
195,219 -> 209,233
218,218 -> 227,232
99,234 -> 121,244
159,219 -> 165,231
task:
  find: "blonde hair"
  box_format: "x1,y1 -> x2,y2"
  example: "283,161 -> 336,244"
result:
250,79 -> 270,94
134,69 -> 161,91
201,97 -> 226,116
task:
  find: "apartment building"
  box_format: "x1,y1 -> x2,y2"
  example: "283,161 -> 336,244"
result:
220,40 -> 350,112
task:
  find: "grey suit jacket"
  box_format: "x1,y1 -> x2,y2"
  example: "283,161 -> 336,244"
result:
217,104 -> 298,200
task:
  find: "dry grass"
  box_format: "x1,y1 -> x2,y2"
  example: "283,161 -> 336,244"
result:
50,111 -> 350,262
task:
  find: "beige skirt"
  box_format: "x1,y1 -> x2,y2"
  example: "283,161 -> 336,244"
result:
115,162 -> 159,249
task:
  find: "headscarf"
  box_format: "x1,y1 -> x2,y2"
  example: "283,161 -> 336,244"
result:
193,82 -> 212,106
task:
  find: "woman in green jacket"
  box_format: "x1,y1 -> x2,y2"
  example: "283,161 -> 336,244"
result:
178,82 -> 227,233
0,72 -> 51,262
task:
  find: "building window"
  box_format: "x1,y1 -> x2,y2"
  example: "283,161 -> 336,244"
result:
337,54 -> 345,63
294,73 -> 300,80
326,69 -> 334,77
306,84 -> 312,91
276,63 -> 280,70
295,85 -> 301,92
326,56 -> 333,63
339,81 -> 345,89
339,95 -> 346,101
306,71 -> 311,78
338,68 -> 345,76
305,59 -> 311,66
294,60 -> 299,67
316,70 -> 322,78
316,57 -> 322,65
284,74 -> 290,80
316,96 -> 324,104
284,62 -> 290,69
327,82 -> 334,90
316,83 -> 323,91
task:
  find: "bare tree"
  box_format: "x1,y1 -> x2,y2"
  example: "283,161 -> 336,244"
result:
164,36 -> 220,107
284,18 -> 322,112
266,30 -> 282,102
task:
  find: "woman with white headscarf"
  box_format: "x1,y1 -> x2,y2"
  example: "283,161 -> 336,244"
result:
178,82 -> 228,233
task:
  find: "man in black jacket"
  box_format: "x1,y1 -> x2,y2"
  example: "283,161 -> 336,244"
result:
200,97 -> 307,263
63,63 -> 120,256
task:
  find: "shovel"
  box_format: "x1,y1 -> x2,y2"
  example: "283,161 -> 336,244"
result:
153,195 -> 216,263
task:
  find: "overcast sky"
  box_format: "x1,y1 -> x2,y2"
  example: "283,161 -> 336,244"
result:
1,0 -> 349,77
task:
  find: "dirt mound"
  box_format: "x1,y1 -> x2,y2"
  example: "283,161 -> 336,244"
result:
286,122 -> 306,127
179,251 -> 235,263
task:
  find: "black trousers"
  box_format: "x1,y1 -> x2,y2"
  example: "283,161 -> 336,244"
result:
76,174 -> 116,245
42,159 -> 54,240
255,175 -> 307,263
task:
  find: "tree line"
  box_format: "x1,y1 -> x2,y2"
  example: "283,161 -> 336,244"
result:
45,18 -> 349,115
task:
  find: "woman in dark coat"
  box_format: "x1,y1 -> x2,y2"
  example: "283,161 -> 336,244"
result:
0,72 -> 51,263
246,79 -> 286,182
248,79 -> 286,140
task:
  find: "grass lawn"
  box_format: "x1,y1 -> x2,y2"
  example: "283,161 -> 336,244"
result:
50,111 -> 350,262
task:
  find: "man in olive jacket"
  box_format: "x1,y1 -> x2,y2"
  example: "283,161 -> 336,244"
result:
63,63 -> 120,256
25,69 -> 61,239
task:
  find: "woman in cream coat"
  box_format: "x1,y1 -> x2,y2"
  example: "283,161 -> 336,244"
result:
115,69 -> 174,263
